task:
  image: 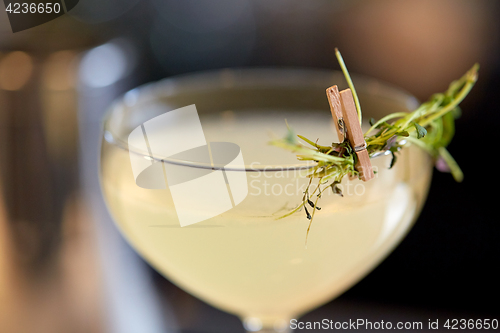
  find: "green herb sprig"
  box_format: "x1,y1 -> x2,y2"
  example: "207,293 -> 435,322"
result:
270,51 -> 478,242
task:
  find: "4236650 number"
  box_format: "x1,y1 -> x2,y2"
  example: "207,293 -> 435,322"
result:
5,2 -> 61,14
444,319 -> 498,330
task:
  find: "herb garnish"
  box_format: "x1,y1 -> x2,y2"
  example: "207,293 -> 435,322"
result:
270,49 -> 479,242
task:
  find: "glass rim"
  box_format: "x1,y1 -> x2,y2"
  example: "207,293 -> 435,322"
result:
102,67 -> 419,172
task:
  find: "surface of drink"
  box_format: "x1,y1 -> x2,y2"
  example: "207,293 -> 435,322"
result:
101,108 -> 432,326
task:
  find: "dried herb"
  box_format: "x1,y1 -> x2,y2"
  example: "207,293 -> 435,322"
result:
270,49 -> 478,243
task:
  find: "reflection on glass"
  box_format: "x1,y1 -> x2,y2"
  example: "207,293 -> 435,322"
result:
0,51 -> 33,91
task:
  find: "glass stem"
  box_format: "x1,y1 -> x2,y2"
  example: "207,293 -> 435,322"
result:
245,328 -> 291,333
243,316 -> 292,333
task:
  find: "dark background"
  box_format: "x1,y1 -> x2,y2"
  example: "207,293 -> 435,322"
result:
0,0 -> 499,332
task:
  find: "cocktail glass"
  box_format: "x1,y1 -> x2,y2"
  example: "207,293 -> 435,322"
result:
100,69 -> 433,332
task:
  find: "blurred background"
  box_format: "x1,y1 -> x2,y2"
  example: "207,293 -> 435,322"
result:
0,0 -> 499,332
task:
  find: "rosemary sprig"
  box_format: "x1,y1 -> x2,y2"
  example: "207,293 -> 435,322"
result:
270,53 -> 478,242
335,48 -> 362,124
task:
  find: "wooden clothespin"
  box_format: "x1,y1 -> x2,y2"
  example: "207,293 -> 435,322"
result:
326,85 -> 345,143
326,86 -> 374,182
